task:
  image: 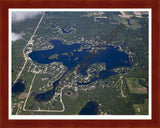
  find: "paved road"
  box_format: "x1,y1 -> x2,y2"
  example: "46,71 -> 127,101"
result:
23,73 -> 37,111
13,12 -> 45,85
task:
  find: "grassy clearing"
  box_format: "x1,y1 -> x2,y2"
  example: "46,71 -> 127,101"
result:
133,98 -> 148,115
126,78 -> 147,94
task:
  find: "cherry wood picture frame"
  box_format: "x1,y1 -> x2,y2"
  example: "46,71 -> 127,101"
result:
0,0 -> 160,128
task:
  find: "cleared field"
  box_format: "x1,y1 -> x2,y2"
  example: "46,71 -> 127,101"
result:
18,92 -> 28,99
126,78 -> 147,94
133,99 -> 148,115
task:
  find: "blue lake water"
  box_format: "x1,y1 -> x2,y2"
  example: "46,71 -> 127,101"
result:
76,70 -> 116,85
79,101 -> 99,115
29,39 -> 131,76
29,40 -> 131,101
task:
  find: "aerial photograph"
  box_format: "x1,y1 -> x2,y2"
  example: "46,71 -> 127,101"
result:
10,9 -> 150,117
